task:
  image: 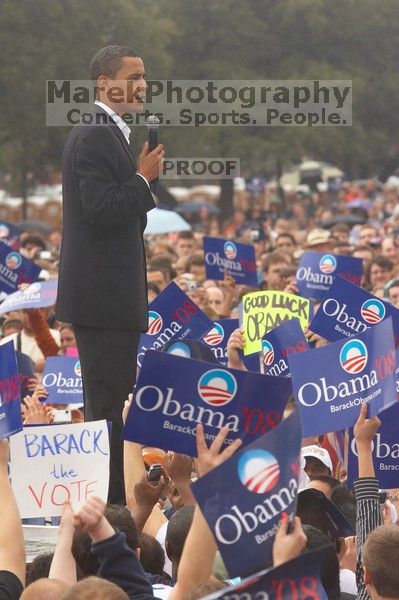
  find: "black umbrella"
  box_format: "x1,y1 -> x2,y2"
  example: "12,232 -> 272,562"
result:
176,200 -> 220,215
16,220 -> 54,234
321,214 -> 367,228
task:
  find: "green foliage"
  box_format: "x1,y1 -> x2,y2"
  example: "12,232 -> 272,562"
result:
0,0 -> 398,195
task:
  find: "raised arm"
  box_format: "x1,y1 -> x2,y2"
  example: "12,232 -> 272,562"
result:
226,328 -> 246,370
169,424 -> 242,600
49,502 -> 77,584
74,495 -> 154,600
123,396 -> 167,537
353,403 -> 383,600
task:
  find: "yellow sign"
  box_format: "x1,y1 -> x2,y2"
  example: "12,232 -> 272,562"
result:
241,291 -> 311,355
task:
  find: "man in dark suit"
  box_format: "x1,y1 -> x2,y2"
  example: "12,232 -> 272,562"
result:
56,46 -> 164,503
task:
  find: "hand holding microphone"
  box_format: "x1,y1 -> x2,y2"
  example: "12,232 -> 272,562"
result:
137,115 -> 164,191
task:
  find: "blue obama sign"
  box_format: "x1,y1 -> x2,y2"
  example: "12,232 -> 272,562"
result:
137,282 -> 214,367
0,280 -> 58,315
296,251 -> 362,300
309,275 -> 399,346
123,350 -> 292,456
42,357 -> 83,405
192,409 -> 302,578
347,401 -> 399,489
0,222 -> 20,250
288,318 -> 397,437
203,237 -> 258,287
202,318 -> 260,372
0,341 -> 23,439
0,240 -> 41,294
16,352 -> 35,400
203,550 -> 327,599
202,319 -> 238,366
262,318 -> 309,377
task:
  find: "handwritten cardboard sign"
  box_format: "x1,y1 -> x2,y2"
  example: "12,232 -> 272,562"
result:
240,291 -> 311,355
10,420 -> 110,518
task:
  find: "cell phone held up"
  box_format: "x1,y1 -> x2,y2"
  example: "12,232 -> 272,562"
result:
52,409 -> 72,424
148,463 -> 163,484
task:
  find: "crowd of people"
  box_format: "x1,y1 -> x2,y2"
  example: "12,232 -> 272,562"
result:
0,175 -> 398,599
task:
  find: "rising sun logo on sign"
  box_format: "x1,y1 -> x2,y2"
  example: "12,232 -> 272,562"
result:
197,369 -> 237,407
339,339 -> 368,374
237,449 -> 281,494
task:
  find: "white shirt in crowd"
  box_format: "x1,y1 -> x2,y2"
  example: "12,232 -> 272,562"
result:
0,329 -> 60,365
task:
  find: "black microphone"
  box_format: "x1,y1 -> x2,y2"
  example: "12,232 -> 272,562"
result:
146,115 -> 160,193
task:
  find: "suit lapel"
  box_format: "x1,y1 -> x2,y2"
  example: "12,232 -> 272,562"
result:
92,105 -> 137,170
91,105 -> 147,231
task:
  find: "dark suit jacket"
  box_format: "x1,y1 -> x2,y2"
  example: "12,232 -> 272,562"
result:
56,105 -> 155,330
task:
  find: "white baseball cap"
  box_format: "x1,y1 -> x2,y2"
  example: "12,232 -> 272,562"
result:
301,445 -> 333,473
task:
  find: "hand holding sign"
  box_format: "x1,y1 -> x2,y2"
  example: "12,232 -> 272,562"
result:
191,409 -> 302,577
10,420 -> 110,519
21,394 -> 51,425
241,290 -> 311,355
354,402 -> 381,449
354,403 -> 381,479
123,350 -> 291,456
288,318 -> 397,437
226,328 -> 245,370
195,423 -> 243,477
272,515 -> 307,567
347,402 -> 399,489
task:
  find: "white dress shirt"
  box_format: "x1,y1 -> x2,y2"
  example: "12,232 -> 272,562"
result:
94,100 -> 150,189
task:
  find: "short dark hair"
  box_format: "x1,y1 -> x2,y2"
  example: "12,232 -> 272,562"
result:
370,255 -> 394,271
261,251 -> 290,273
72,505 -> 139,576
185,252 -> 205,271
166,505 -> 195,560
310,475 -> 341,491
26,552 -> 53,584
59,322 -> 74,332
139,532 -> 165,575
276,233 -> 296,245
177,231 -> 195,241
20,232 -> 47,250
90,46 -> 138,81
147,282 -> 160,296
